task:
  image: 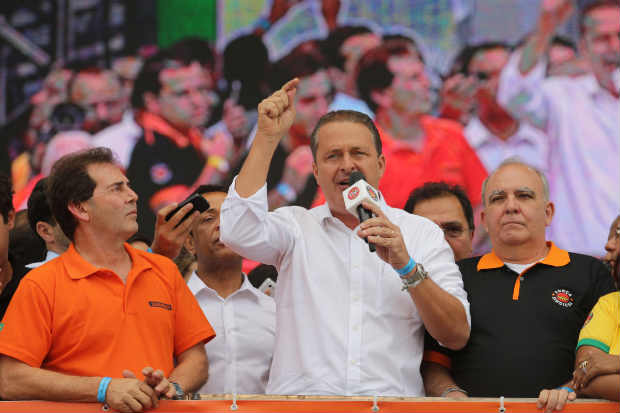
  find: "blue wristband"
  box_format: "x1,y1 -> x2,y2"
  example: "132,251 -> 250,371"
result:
557,386 -> 575,393
97,377 -> 112,403
395,257 -> 416,277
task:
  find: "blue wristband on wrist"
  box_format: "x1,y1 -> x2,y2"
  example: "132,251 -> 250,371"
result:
97,377 -> 112,403
395,257 -> 416,277
557,386 -> 575,393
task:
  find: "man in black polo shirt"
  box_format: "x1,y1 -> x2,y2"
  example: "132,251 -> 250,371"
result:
127,48 -> 221,238
421,159 -> 616,411
0,173 -> 30,320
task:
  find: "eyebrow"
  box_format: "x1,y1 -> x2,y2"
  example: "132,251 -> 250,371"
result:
106,180 -> 126,189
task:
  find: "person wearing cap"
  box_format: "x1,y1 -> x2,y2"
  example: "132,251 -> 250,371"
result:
219,79 -> 470,396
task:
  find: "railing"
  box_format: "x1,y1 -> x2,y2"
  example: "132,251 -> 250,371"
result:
0,395 -> 618,412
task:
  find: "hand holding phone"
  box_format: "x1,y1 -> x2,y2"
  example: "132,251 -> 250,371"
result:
165,194 -> 210,225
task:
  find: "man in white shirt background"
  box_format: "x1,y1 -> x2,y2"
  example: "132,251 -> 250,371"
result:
26,177 -> 69,268
498,0 -> 619,257
184,185 -> 275,395
220,79 -> 470,397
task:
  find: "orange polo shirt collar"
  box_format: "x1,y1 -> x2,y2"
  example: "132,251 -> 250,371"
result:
64,243 -> 152,280
477,241 -> 570,300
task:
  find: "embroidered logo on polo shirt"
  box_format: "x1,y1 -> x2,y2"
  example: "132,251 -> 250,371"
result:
583,312 -> 593,327
347,187 -> 360,200
149,301 -> 172,311
150,163 -> 173,185
552,289 -> 574,308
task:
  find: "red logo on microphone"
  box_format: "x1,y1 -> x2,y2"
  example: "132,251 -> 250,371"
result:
347,187 -> 360,200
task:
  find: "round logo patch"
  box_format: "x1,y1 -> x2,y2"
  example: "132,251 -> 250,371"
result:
367,185 -> 379,202
150,162 -> 173,185
552,289 -> 575,308
347,187 -> 360,200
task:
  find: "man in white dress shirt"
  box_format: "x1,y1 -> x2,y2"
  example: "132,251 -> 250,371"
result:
26,178 -> 69,268
220,79 -> 470,396
185,185 -> 275,395
498,0 -> 620,257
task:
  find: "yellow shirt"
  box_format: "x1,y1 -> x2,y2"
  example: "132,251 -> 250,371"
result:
577,291 -> 620,355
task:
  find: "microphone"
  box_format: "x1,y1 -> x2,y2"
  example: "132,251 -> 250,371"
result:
342,171 -> 381,252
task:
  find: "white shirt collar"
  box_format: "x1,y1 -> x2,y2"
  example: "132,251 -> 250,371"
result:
188,270 -> 262,301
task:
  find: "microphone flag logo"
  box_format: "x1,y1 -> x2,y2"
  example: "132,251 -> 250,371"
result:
367,185 -> 378,202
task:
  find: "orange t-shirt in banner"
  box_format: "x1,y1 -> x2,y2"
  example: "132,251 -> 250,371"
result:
0,243 -> 215,379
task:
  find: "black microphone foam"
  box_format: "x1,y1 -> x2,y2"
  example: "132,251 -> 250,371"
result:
349,171 -> 365,186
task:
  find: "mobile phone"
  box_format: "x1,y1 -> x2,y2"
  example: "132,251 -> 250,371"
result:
165,194 -> 210,224
258,277 -> 276,295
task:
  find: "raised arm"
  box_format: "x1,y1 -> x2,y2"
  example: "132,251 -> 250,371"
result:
518,0 -> 575,75
236,78 -> 299,198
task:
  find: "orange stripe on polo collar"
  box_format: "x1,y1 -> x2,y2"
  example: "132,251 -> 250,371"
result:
477,242 -> 570,300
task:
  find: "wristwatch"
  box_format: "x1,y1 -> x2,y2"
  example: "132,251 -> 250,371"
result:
401,263 -> 428,291
170,381 -> 185,400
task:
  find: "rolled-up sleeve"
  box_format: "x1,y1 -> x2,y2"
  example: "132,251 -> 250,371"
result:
220,176 -> 297,266
497,50 -> 551,131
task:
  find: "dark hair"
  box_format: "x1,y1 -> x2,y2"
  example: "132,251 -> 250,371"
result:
356,39 -> 418,112
167,36 -> 215,70
9,210 -> 46,265
190,184 -> 228,198
458,42 -> 511,75
224,34 -> 268,82
270,41 -> 329,90
551,35 -> 577,51
248,264 -> 278,288
310,110 -> 382,160
0,173 -> 14,224
322,26 -> 374,70
27,178 -> 55,239
404,182 -> 474,232
580,0 -> 619,35
47,147 -> 116,241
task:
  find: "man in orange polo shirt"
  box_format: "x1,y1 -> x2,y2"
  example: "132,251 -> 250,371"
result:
0,148 -> 215,412
356,39 -> 487,210
420,159 -> 615,412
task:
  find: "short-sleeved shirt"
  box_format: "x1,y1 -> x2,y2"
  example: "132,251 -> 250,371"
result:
423,242 -> 617,397
126,112 -> 207,238
0,243 -> 215,379
378,116 -> 487,209
577,291 -> 620,356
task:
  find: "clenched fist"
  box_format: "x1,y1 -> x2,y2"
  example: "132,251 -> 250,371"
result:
256,78 -> 299,144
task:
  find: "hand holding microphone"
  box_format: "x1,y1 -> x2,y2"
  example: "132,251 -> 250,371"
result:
342,172 -> 410,269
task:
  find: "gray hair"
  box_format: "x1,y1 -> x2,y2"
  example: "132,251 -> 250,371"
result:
481,157 -> 550,206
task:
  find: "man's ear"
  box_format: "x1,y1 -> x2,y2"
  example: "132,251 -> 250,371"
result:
35,221 -> 55,244
184,232 -> 196,257
370,89 -> 391,110
544,201 -> 555,227
143,92 -> 160,114
312,161 -> 319,185
67,202 -> 89,223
